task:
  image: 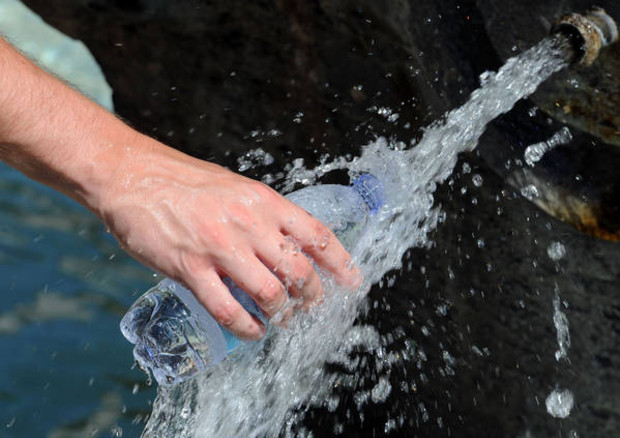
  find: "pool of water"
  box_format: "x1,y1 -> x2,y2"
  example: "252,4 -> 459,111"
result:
0,163 -> 156,437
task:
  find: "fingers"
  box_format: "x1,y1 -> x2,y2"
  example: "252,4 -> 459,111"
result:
220,251 -> 290,317
281,210 -> 362,289
181,192 -> 362,340
184,269 -> 266,341
253,235 -> 325,308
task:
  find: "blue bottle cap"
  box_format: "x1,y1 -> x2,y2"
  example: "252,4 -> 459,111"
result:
352,174 -> 384,214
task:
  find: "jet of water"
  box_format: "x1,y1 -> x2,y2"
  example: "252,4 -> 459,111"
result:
142,36 -> 570,438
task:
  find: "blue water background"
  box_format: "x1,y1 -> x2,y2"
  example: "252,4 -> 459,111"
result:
0,162 -> 156,437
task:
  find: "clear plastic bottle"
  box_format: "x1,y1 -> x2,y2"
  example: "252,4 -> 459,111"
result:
120,174 -> 384,385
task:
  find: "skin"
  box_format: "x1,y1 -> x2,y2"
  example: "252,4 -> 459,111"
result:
0,36 -> 361,340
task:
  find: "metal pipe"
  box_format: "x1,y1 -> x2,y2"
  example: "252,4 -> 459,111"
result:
552,7 -> 618,66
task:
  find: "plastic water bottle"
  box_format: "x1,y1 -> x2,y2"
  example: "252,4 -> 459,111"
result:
120,174 -> 384,385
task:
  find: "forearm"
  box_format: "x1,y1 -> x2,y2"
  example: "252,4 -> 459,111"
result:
0,36 -> 139,215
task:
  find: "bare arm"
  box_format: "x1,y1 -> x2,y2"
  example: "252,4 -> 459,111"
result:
0,37 -> 360,340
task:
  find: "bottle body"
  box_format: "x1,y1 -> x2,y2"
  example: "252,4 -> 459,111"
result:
120,174 -> 383,385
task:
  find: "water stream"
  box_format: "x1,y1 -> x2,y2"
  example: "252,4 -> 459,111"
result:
143,36 -> 571,437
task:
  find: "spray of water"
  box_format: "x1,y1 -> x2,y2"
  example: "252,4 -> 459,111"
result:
524,127 -> 573,167
142,37 -> 569,437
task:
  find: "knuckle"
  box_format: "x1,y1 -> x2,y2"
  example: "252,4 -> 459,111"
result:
194,223 -> 230,251
311,222 -> 334,247
255,280 -> 285,306
253,182 -> 277,200
215,247 -> 239,267
211,301 -> 242,328
307,215 -> 327,233
227,203 -> 253,225
293,259 -> 315,281
178,253 -> 202,279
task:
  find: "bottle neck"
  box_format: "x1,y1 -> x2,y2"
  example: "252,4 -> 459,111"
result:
352,174 -> 384,214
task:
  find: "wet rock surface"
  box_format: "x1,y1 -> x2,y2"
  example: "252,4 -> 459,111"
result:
306,155 -> 620,436
23,0 -> 498,172
22,0 -> 620,436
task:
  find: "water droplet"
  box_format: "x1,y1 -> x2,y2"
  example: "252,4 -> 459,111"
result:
237,148 -> 275,172
345,258 -> 355,271
267,129 -> 282,137
524,127 -> 572,166
384,418 -> 397,433
553,294 -> 570,362
547,241 -> 566,261
180,406 -> 191,419
387,113 -> 399,122
317,232 -> 330,249
420,402 -> 430,422
371,376 -> 392,403
442,350 -> 456,366
479,71 -> 495,86
545,388 -> 574,418
293,112 -> 304,123
520,185 -> 538,200
326,395 -> 340,412
524,144 -> 546,166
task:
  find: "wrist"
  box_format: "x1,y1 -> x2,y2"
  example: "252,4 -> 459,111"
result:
73,119 -> 151,220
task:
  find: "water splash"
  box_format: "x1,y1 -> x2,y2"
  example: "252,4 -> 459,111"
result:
236,148 -> 275,172
143,37 -> 569,437
523,127 -> 573,167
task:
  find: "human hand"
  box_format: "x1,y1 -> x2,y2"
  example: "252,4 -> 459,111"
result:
98,137 -> 361,340
0,36 -> 360,340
